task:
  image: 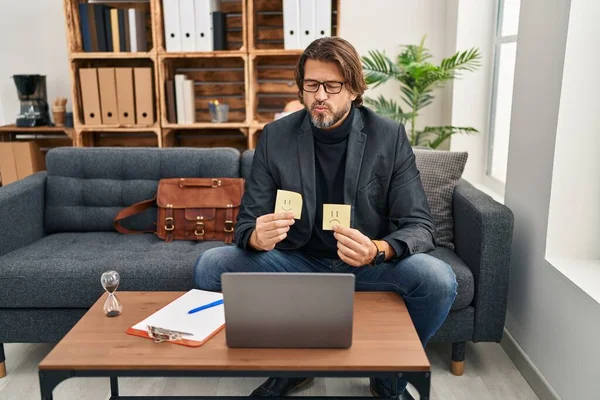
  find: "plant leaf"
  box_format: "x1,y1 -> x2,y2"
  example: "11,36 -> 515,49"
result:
364,95 -> 413,124
361,50 -> 400,87
440,48 -> 482,77
420,126 -> 479,148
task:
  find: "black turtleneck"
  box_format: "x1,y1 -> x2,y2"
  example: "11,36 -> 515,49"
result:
302,106 -> 355,259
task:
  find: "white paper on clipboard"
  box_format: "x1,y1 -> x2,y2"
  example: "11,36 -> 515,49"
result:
132,289 -> 225,343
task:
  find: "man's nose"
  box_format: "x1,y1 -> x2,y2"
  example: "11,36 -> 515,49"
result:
315,85 -> 328,101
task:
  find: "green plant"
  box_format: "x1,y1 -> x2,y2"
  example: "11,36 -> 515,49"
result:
361,36 -> 482,148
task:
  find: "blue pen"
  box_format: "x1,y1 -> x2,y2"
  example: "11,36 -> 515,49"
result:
188,299 -> 224,314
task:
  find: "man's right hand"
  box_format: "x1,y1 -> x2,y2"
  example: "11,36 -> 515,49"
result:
249,212 -> 295,251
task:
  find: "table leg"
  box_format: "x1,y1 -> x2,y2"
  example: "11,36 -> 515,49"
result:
390,377 -> 398,398
111,376 -> 119,397
39,370 -> 73,400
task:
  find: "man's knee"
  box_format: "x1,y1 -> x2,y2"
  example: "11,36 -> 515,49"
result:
193,245 -> 245,290
407,254 -> 458,302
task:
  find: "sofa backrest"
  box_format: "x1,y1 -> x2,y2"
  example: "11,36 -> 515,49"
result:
45,147 -> 242,233
241,149 -> 255,183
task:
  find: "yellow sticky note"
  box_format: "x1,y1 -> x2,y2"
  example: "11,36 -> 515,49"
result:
274,189 -> 303,219
322,204 -> 351,230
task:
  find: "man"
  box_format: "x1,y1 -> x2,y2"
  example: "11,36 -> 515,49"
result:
194,37 -> 457,399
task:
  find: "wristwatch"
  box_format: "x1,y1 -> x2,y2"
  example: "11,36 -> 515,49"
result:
369,240 -> 386,267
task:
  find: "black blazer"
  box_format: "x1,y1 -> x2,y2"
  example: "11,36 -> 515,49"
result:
234,106 -> 436,259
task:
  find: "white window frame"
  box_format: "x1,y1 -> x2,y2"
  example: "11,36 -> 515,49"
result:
484,0 -> 519,195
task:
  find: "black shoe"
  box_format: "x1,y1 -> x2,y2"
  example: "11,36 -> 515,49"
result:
369,377 -> 415,399
250,377 -> 314,397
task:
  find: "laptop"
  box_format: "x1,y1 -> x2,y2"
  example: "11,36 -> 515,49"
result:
221,272 -> 355,348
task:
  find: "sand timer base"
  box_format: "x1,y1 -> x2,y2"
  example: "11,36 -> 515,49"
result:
103,293 -> 122,317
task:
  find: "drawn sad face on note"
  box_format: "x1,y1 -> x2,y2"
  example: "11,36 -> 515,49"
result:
328,209 -> 341,226
322,204 -> 351,230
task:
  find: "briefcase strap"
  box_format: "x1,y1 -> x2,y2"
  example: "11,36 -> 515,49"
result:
114,197 -> 156,234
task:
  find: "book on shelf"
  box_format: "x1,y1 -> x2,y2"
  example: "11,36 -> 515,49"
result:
78,3 -> 147,53
171,75 -> 196,124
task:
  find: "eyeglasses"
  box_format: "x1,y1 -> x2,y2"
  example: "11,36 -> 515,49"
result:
301,79 -> 345,94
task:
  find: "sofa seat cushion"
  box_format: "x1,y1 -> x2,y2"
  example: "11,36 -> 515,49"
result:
430,247 -> 474,310
0,232 -> 226,308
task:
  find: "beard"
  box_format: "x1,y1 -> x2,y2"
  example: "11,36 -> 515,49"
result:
307,101 -> 351,129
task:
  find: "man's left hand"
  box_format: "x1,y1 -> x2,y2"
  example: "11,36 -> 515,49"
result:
332,225 -> 377,267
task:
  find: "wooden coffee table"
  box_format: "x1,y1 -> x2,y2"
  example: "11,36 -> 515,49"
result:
39,292 -> 431,399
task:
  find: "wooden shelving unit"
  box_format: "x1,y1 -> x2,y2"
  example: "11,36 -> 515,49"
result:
63,0 -> 340,150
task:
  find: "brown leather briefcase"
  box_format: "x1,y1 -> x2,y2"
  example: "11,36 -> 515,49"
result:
114,177 -> 244,243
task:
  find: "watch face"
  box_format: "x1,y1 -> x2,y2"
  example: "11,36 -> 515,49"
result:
375,251 -> 385,265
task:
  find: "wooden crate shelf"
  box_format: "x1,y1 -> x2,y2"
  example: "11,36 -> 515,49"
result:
159,51 -> 247,59
162,128 -> 248,152
62,0 -> 340,149
70,58 -> 159,129
70,52 -> 157,60
76,129 -> 161,148
64,0 -> 157,55
162,122 -> 248,129
159,55 -> 248,125
249,53 -> 301,124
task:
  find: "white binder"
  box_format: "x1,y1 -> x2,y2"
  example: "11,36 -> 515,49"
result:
163,0 -> 182,51
283,0 -> 301,50
314,0 -> 331,40
299,0 -> 316,48
194,0 -> 218,51
174,74 -> 187,123
183,79 -> 196,124
179,0 -> 196,51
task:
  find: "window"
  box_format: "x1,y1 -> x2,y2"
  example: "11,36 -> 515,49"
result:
486,0 -> 521,191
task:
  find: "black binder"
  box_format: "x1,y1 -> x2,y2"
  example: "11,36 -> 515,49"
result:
213,11 -> 227,51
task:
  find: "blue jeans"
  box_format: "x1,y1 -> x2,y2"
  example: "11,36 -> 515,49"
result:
193,246 -> 458,394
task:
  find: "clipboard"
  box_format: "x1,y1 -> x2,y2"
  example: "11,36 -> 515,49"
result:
126,289 -> 225,347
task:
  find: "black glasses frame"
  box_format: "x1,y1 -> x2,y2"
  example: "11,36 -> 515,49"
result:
300,79 -> 345,94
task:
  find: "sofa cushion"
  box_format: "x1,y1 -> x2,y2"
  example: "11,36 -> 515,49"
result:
414,149 -> 468,249
45,147 -> 242,233
0,232 -> 226,308
430,246 -> 474,310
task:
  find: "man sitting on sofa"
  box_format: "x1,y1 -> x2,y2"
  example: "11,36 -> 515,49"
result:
194,37 -> 458,399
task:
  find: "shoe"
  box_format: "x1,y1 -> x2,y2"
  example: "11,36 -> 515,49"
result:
369,377 -> 415,399
250,377 -> 314,397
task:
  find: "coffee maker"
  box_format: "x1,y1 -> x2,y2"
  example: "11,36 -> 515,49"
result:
13,74 -> 51,127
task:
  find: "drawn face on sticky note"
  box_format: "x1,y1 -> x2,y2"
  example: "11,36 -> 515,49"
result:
322,204 -> 351,230
274,190 -> 303,219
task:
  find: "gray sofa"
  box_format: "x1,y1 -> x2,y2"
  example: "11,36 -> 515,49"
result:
0,147 -> 513,376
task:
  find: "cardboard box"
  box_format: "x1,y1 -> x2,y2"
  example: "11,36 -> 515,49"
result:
0,142 -> 45,186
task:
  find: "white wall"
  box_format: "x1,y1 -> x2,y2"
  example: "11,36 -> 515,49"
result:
448,0 -> 495,184
0,1 -> 71,125
504,0 -> 600,399
339,0 -> 449,134
545,0 -> 600,261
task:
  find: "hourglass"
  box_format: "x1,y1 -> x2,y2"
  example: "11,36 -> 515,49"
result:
101,270 -> 122,317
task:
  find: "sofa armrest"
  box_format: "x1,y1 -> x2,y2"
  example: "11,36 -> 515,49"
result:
0,172 -> 47,257
452,179 -> 514,342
